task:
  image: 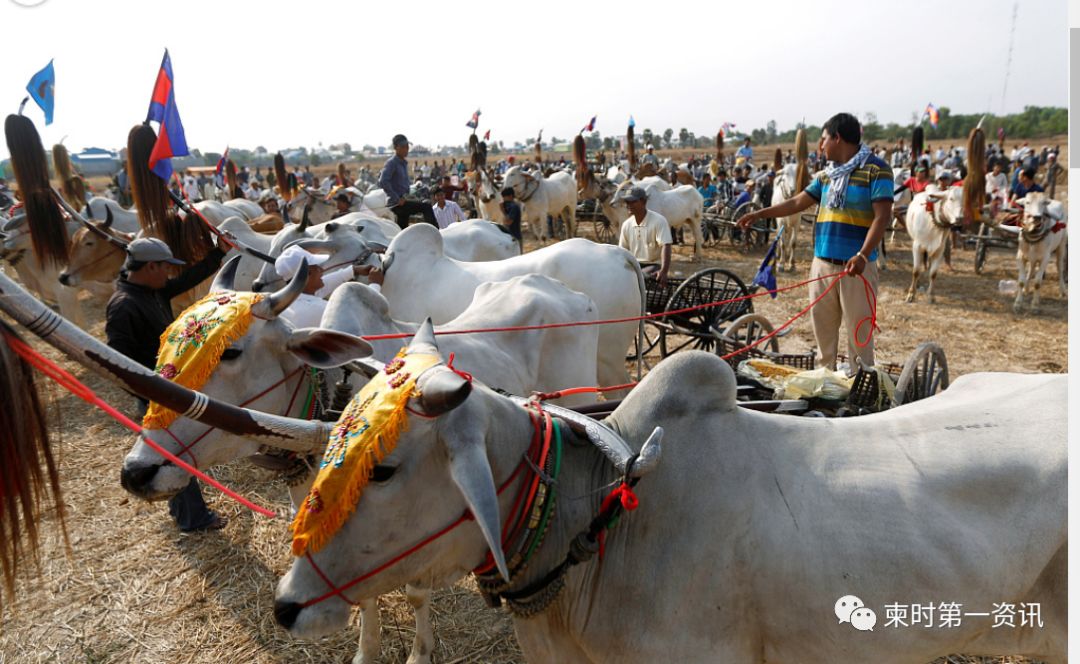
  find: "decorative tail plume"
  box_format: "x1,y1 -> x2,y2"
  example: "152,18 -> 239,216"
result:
127,123 -> 211,264
274,153 -> 291,201
963,127 -> 987,223
4,115 -> 69,266
337,162 -> 347,186
627,124 -> 637,169
794,128 -> 810,191
52,144 -> 83,209
773,148 -> 783,172
534,137 -> 542,165
573,134 -> 588,189
716,130 -> 724,164
0,322 -> 68,615
911,126 -> 924,170
226,159 -> 239,199
468,134 -> 487,172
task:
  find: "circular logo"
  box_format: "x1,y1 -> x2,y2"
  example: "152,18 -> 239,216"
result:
10,0 -> 49,7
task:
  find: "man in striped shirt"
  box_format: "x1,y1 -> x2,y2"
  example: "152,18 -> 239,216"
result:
740,113 -> 893,372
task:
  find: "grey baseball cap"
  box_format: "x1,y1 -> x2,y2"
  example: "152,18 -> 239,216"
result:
127,238 -> 185,265
392,134 -> 411,148
621,186 -> 648,202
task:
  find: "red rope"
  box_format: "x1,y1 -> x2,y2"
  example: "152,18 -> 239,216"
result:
2,331 -> 276,518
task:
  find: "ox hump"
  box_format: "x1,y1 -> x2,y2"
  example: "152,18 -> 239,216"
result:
385,222 -> 445,260
614,351 -> 738,423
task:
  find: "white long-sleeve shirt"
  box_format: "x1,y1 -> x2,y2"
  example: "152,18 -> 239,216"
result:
432,201 -> 466,229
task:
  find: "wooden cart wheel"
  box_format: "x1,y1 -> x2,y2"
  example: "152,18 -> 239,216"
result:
626,320 -> 663,362
732,202 -> 763,253
973,223 -> 990,274
720,313 -> 781,355
659,268 -> 752,356
594,216 -> 616,244
893,342 -> 950,406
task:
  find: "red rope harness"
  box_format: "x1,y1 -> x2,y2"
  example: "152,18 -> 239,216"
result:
2,330 -> 276,517
157,365 -> 306,466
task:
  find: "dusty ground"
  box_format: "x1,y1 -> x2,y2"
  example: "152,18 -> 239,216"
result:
0,164 -> 1066,662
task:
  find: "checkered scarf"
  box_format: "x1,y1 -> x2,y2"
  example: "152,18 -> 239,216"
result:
824,143 -> 873,210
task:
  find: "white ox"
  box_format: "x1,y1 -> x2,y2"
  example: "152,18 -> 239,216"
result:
121,264 -> 601,664
377,224 -> 643,395
772,163 -> 802,272
502,166 -> 578,241
274,349 -> 1065,664
467,168 -> 504,221
440,219 -> 518,261
606,180 -> 705,260
285,187 -> 394,225
904,186 -> 963,304
1013,191 -> 1067,314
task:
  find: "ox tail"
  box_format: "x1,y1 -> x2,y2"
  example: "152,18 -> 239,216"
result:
226,159 -> 239,199
628,253 -> 647,381
795,128 -> 810,192
0,322 -> 70,614
274,153 -> 291,201
52,144 -> 83,210
716,129 -> 724,163
5,114 -> 69,266
573,135 -> 588,190
627,124 -> 637,169
773,148 -> 783,171
964,127 -> 986,224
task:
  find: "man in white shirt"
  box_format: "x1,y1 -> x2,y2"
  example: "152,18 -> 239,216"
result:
640,145 -> 660,168
183,171 -> 200,201
985,161 -> 1009,213
274,245 -> 380,328
617,186 -> 672,286
431,188 -> 466,229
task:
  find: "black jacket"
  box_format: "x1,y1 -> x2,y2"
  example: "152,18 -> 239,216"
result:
105,248 -> 226,370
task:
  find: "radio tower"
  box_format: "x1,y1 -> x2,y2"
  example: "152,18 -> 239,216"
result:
1001,2 -> 1018,114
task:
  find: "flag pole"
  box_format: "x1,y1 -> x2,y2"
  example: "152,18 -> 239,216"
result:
17,96 -> 29,116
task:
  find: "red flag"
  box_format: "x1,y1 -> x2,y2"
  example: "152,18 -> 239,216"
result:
483,129 -> 491,141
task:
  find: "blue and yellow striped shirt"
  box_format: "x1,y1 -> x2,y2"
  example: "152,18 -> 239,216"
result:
805,155 -> 893,261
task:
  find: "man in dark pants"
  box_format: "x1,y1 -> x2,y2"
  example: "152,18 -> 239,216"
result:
379,134 -> 438,230
105,237 -> 229,532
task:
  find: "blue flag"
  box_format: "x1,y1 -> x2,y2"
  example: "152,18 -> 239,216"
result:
752,227 -> 782,298
628,115 -> 635,128
26,60 -> 56,125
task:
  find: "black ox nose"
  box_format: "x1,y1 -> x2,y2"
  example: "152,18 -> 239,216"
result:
58,273 -> 71,286
274,599 -> 302,629
120,464 -> 159,494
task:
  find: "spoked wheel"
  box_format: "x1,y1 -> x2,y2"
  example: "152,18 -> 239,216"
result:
659,268 -> 752,356
973,223 -> 990,274
720,313 -> 781,356
594,216 -> 616,244
626,320 -> 663,362
893,342 -> 950,406
732,203 -> 764,253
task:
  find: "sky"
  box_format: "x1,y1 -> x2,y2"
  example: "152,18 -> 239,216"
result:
0,0 -> 1067,161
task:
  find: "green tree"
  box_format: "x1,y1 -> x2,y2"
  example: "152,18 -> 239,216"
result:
642,128 -> 655,148
766,120 -> 778,143
678,128 -> 690,148
662,128 -> 674,148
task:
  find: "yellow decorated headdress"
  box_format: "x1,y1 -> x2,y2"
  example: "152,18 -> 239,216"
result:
291,349 -> 440,557
142,291 -> 264,430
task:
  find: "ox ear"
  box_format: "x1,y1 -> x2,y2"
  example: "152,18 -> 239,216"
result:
437,397 -> 509,581
286,328 -> 374,368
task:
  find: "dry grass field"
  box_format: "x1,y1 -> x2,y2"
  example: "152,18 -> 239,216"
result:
0,137 -> 1066,663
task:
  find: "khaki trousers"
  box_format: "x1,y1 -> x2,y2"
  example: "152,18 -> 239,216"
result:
808,257 -> 877,372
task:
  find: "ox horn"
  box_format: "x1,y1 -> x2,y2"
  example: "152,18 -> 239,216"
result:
254,258 -> 308,319
210,254 -> 242,292
0,269 -> 330,452
102,205 -> 114,229
408,318 -> 438,355
52,188 -> 129,250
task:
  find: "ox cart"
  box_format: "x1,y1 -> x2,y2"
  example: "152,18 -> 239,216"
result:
632,267 -> 754,360
963,212 -> 1021,274
576,198 -> 616,244
702,201 -> 773,252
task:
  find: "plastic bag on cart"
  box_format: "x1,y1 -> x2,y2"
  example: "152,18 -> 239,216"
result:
781,368 -> 853,401
737,358 -> 802,390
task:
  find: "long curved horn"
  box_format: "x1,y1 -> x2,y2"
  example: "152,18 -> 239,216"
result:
0,270 -> 330,452
52,188 -> 129,250
102,205 -> 114,229
211,254 -> 241,292
254,258 -> 307,319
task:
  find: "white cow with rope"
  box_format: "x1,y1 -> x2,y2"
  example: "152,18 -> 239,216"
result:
272,346 -> 1065,664
904,186 -> 963,304
772,163 -> 804,272
1013,191 -> 1067,314
502,165 -> 578,241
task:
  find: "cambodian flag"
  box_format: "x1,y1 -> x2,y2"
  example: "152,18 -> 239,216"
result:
721,121 -> 736,136
582,115 -> 596,133
146,49 -> 189,182
466,109 -> 481,129
924,103 -> 939,129
215,146 -> 229,186
483,129 -> 491,141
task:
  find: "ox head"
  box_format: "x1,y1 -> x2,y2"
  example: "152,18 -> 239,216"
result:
1018,192 -> 1062,234
925,186 -> 965,226
1,211 -> 28,256
59,209 -> 132,287
120,256 -> 374,500
274,321 -> 515,637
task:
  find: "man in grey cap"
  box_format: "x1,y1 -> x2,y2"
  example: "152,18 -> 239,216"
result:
617,186 -> 672,286
378,133 -> 438,230
105,236 -> 229,532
